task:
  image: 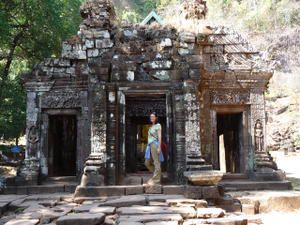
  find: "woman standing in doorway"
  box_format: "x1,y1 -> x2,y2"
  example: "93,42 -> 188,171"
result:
145,112 -> 164,185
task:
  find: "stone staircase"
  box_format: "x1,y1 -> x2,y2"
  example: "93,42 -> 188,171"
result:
220,173 -> 292,191
2,176 -> 78,195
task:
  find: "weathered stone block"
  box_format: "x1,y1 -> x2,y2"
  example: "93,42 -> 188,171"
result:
87,49 -> 99,57
125,186 -> 144,195
202,186 -> 220,199
89,206 -> 116,214
144,185 -> 162,194
143,60 -> 173,70
163,185 -> 185,195
150,70 -> 171,80
4,219 -> 39,225
119,214 -> 183,223
95,39 -> 114,49
74,186 -> 125,197
184,186 -> 202,199
196,208 -> 225,218
179,32 -> 196,43
99,195 -> 146,207
93,30 -> 110,39
85,39 -> 95,48
160,38 -> 173,48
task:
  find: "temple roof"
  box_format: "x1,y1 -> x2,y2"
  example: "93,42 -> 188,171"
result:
141,10 -> 164,26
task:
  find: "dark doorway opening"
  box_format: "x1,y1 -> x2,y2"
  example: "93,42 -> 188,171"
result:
217,113 -> 243,173
125,97 -> 167,174
48,115 -> 77,177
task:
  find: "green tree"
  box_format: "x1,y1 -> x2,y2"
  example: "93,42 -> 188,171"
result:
0,0 -> 83,142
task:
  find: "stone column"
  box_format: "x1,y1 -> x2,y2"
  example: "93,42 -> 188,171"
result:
16,92 -> 40,185
183,80 -> 212,171
251,90 -> 280,180
76,83 -> 107,190
106,85 -> 117,185
182,81 -> 224,200
174,89 -> 186,184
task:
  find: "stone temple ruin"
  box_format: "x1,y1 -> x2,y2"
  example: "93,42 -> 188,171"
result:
17,0 -> 290,195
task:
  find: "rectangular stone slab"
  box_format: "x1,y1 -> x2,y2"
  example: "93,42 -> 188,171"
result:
118,214 -> 183,223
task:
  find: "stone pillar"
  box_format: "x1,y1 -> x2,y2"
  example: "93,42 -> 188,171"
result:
174,89 -> 186,184
251,90 -> 281,180
182,81 -> 224,190
183,80 -> 212,171
76,83 -> 107,190
16,92 -> 40,185
106,85 -> 117,185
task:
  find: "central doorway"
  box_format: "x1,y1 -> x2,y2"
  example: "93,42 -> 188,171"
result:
48,115 -> 77,177
125,96 -> 167,174
217,113 -> 243,173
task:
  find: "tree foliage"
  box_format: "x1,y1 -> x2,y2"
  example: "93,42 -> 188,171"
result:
0,0 -> 83,141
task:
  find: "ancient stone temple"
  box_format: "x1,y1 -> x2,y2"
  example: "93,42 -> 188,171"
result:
20,0 -> 285,189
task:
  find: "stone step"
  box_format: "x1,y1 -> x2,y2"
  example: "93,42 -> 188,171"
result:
3,184 -> 77,195
46,176 -> 77,183
186,165 -> 213,171
222,173 -> 249,180
219,180 -> 292,191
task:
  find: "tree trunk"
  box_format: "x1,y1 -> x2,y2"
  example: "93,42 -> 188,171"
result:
0,32 -> 23,102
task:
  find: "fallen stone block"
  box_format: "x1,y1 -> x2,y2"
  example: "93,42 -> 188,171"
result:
56,213 -> 105,225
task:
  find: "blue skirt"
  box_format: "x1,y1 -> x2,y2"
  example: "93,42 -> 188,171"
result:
145,140 -> 164,162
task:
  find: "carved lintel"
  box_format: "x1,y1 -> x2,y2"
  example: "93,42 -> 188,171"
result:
126,101 -> 166,117
41,92 -> 81,108
210,90 -> 250,105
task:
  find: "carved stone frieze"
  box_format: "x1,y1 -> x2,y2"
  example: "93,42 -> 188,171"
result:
126,101 -> 166,117
41,92 -> 81,109
210,90 -> 250,105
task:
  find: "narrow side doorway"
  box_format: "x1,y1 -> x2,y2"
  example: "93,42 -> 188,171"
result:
48,115 -> 77,177
217,113 -> 243,173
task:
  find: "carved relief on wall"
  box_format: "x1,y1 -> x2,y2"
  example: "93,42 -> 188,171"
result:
254,119 -> 264,152
126,101 -> 166,117
41,92 -> 81,108
210,90 -> 250,105
28,125 -> 39,158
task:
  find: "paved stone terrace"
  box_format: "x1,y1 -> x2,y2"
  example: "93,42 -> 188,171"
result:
0,193 -> 258,225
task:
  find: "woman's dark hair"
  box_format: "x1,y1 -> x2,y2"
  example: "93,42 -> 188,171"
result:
150,112 -> 159,124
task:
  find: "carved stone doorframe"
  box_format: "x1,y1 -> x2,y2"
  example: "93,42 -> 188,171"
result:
116,89 -> 175,184
211,105 -> 251,174
40,109 -> 83,178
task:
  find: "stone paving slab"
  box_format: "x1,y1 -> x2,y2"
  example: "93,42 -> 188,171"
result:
98,195 -> 147,207
4,219 -> 39,225
146,222 -> 179,225
196,208 -> 226,218
89,206 -> 116,214
118,214 -> 183,223
146,195 -> 185,202
56,212 -> 105,225
166,199 -> 208,208
117,206 -> 177,215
